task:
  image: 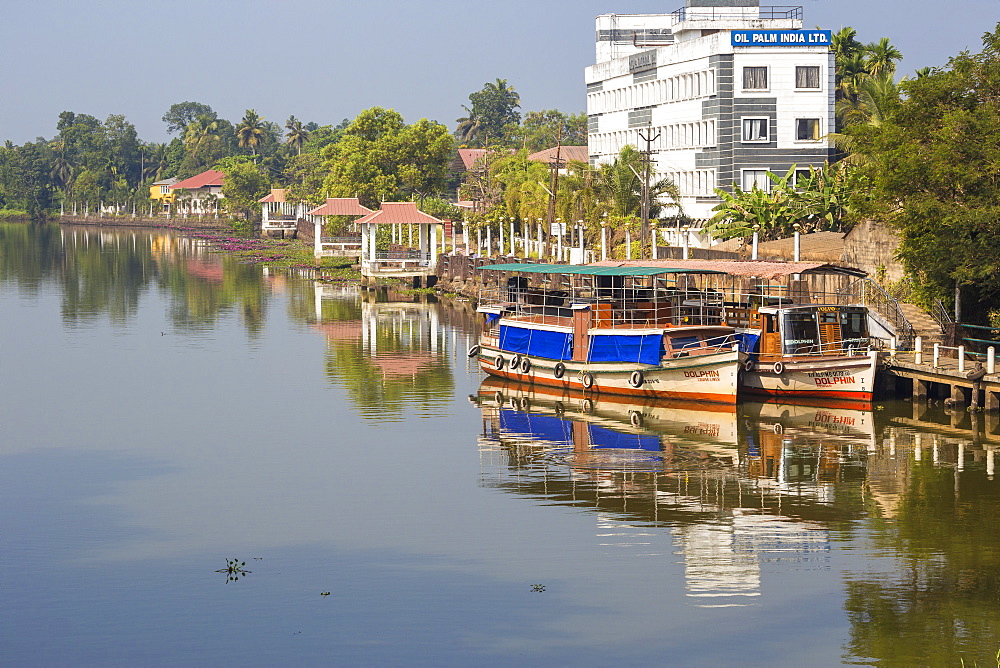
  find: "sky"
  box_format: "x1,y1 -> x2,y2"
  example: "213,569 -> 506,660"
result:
1,0 -> 995,145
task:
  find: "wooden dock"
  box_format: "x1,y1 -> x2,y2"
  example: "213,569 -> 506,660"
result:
883,347 -> 999,411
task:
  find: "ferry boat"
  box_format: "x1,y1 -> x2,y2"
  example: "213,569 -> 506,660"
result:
472,263 -> 745,404
586,260 -> 884,403
736,303 -> 879,402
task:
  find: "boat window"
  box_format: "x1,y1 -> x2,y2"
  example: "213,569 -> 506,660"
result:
781,312 -> 819,355
841,309 -> 868,344
668,335 -> 701,350
819,312 -> 839,324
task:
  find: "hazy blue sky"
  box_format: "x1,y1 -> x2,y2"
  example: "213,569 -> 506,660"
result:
2,0 -> 995,145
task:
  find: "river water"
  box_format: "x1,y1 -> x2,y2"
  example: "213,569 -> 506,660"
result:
2,222 -> 999,666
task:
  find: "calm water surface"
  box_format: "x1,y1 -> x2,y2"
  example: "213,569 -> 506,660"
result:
2,222 -> 999,666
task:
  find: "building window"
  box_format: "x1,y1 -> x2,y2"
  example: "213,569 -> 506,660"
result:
742,117 -> 769,142
742,169 -> 770,192
796,118 -> 821,141
588,115 -> 600,133
160,185 -> 170,195
794,168 -> 813,187
587,81 -> 604,93
628,107 -> 653,129
742,66 -> 768,90
795,66 -> 821,89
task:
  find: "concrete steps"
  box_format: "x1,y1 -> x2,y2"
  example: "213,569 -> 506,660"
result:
899,302 -> 945,345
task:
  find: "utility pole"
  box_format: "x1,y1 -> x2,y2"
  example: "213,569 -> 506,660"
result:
637,125 -> 660,255
546,127 -> 564,230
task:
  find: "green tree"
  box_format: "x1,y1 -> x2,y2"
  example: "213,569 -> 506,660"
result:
864,37 -> 903,78
179,115 -> 224,177
849,24 -> 1000,317
509,110 -> 588,152
215,157 -> 270,221
162,102 -> 216,135
320,108 -> 453,208
456,79 -> 521,146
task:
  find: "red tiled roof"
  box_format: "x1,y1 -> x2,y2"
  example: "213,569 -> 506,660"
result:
355,202 -> 444,226
170,169 -> 226,190
259,188 -> 287,203
457,148 -> 488,170
306,198 -> 374,217
528,146 -> 589,165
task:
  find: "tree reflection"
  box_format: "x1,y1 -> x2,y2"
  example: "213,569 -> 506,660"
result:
0,222 -> 272,337
843,458 -> 1000,666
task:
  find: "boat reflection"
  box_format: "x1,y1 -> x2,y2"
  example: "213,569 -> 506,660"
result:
474,379 -> 876,606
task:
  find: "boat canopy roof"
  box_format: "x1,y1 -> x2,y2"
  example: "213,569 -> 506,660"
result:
479,263 -> 724,277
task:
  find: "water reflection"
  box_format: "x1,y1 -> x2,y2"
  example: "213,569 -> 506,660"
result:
474,380 -> 872,607
0,222 -> 274,336
473,382 -> 1000,661
308,283 -> 479,421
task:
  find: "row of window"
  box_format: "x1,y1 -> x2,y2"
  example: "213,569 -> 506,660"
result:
664,169 -> 718,198
741,117 -> 822,143
589,117 -> 821,146
743,65 -> 821,91
668,168 -> 815,197
587,69 -> 716,115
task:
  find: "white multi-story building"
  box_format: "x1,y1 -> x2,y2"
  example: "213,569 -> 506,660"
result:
586,0 -> 834,243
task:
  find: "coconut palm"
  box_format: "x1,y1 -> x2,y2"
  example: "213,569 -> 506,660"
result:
184,115 -> 220,155
865,37 -> 903,78
284,116 -> 309,155
597,145 -> 679,219
142,143 -> 169,181
455,105 -> 484,145
236,109 -> 266,158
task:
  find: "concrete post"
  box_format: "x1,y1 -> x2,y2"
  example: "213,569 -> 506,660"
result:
601,223 -> 608,262
537,221 -> 543,259
578,222 -> 585,262
477,228 -> 482,255
793,223 -> 801,262
890,336 -> 897,357
556,219 -> 563,260
651,223 -> 658,260
486,226 -> 492,257
958,346 -> 966,373
626,228 -> 632,260
915,336 -> 923,365
499,223 -> 505,257
510,220 -> 515,256
989,346 -> 996,374
752,226 -> 759,260
933,343 -> 940,369
682,226 -> 690,260
314,219 -> 323,258
451,223 -> 456,255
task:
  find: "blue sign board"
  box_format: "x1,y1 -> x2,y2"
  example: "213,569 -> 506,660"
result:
731,30 -> 832,47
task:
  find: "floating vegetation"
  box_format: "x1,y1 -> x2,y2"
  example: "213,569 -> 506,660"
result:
215,558 -> 251,583
530,584 -> 546,593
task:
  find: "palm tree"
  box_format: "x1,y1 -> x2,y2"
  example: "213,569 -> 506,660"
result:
865,37 -> 903,78
830,27 -> 864,63
50,154 -> 74,197
597,146 -> 679,219
455,105 -> 484,145
236,109 -> 266,158
143,143 -> 169,181
184,115 -> 220,155
284,115 -> 309,155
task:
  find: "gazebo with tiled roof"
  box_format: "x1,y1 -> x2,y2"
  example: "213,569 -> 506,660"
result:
356,202 -> 446,285
305,198 -> 375,258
